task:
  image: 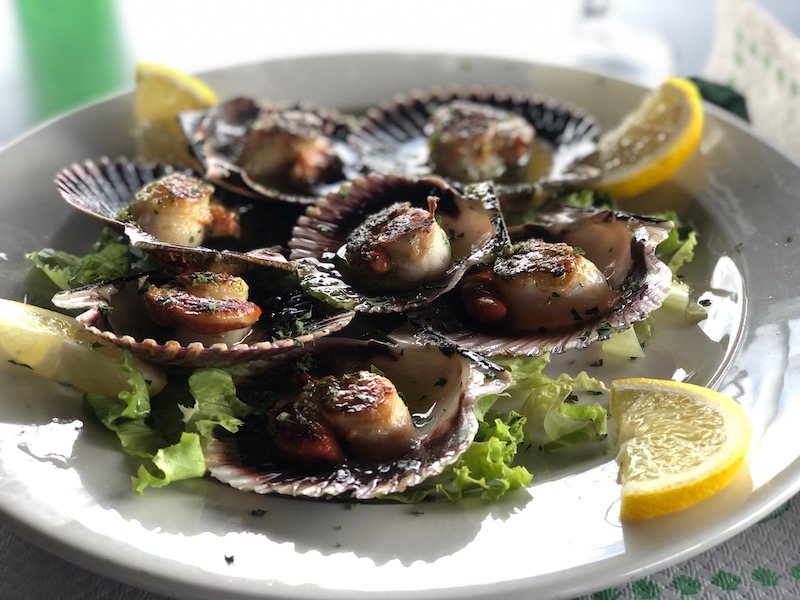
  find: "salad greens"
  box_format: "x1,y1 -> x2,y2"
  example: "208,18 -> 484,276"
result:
23,190 -> 703,502
83,354 -> 250,493
26,229 -> 145,292
490,354 -> 608,452
77,347 -> 612,499
385,410 -> 532,503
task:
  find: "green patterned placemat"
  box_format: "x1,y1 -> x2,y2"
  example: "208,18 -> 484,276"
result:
703,0 -> 800,159
574,497 -> 800,599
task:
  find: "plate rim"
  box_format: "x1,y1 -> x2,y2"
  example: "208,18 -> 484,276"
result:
1,50 -> 799,600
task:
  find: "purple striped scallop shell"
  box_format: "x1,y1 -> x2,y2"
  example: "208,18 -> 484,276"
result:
288,174 -> 505,313
55,156 -> 189,230
121,224 -> 293,276
178,97 -> 363,205
349,85 -> 600,185
54,155 -> 307,254
51,271 -> 355,368
203,336 -> 510,499
411,205 -> 675,357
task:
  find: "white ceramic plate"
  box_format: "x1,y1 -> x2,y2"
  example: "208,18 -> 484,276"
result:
1,53 -> 799,600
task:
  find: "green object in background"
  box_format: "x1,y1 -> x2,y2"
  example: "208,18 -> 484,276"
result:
15,0 -> 129,121
689,76 -> 751,122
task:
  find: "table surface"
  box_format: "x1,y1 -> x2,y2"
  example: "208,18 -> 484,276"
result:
3,1 -> 800,599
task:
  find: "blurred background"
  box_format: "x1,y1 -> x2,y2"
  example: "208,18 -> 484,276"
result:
3,0 -> 800,148
0,0 -> 738,146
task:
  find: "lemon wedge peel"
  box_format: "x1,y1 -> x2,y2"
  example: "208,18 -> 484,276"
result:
133,62 -> 218,121
596,77 -> 704,199
133,62 -> 218,166
0,298 -> 166,398
610,377 -> 751,521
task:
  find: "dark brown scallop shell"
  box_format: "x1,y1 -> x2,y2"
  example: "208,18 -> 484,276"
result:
411,205 -> 675,357
55,156 -> 189,229
54,156 -> 306,253
122,224 -> 293,276
349,86 -> 600,185
178,97 -> 362,205
288,174 -> 505,313
51,271 -> 355,368
203,336 -> 510,499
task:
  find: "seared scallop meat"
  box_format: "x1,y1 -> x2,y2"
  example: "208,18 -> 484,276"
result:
143,272 -> 261,347
460,240 -> 615,331
268,369 -> 416,465
344,196 -> 452,286
427,100 -> 535,182
128,173 -> 240,247
238,109 -> 344,194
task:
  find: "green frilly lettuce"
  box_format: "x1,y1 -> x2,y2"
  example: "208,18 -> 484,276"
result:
83,351 -> 610,501
490,354 -> 608,452
26,229 -> 134,291
383,410 -> 532,503
83,353 -> 250,493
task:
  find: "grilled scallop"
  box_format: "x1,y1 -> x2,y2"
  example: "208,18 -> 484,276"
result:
289,174 -> 505,313
204,337 -> 510,499
413,205 -> 674,356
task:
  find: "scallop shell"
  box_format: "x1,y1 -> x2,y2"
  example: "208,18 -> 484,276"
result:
178,97 -> 362,205
122,224 -> 293,276
52,272 -> 355,368
288,174 -> 505,313
349,86 -> 600,185
55,156 -> 189,229
412,205 -> 675,357
203,336 -> 510,499
54,156 -> 306,253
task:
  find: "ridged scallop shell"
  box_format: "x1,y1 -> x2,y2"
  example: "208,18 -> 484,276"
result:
52,272 -> 355,368
54,156 -> 306,253
288,174 -> 505,313
412,205 -> 674,357
122,224 -> 293,276
55,156 -> 189,229
178,97 -> 362,205
203,336 -> 510,499
349,86 -> 600,184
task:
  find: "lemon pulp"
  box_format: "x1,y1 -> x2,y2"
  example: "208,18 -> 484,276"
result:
610,377 -> 751,520
132,62 -> 218,167
0,298 -> 166,397
595,77 -> 704,198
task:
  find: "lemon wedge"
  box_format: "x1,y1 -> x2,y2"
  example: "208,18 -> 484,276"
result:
610,377 -> 751,520
132,62 -> 218,167
0,298 -> 166,397
595,77 -> 704,198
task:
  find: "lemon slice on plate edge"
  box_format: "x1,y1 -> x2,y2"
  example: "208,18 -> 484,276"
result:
0,298 -> 166,398
132,61 -> 218,167
593,77 -> 705,199
610,377 -> 752,521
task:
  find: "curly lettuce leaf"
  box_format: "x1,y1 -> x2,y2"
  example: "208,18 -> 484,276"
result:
384,411 -> 532,503
490,354 -> 608,451
559,188 -> 617,210
601,326 -> 646,359
25,229 -> 161,300
652,210 -> 698,277
665,229 -> 698,275
83,352 -> 162,456
132,433 -> 206,494
181,368 -> 252,439
83,355 -> 249,493
26,229 -> 132,290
